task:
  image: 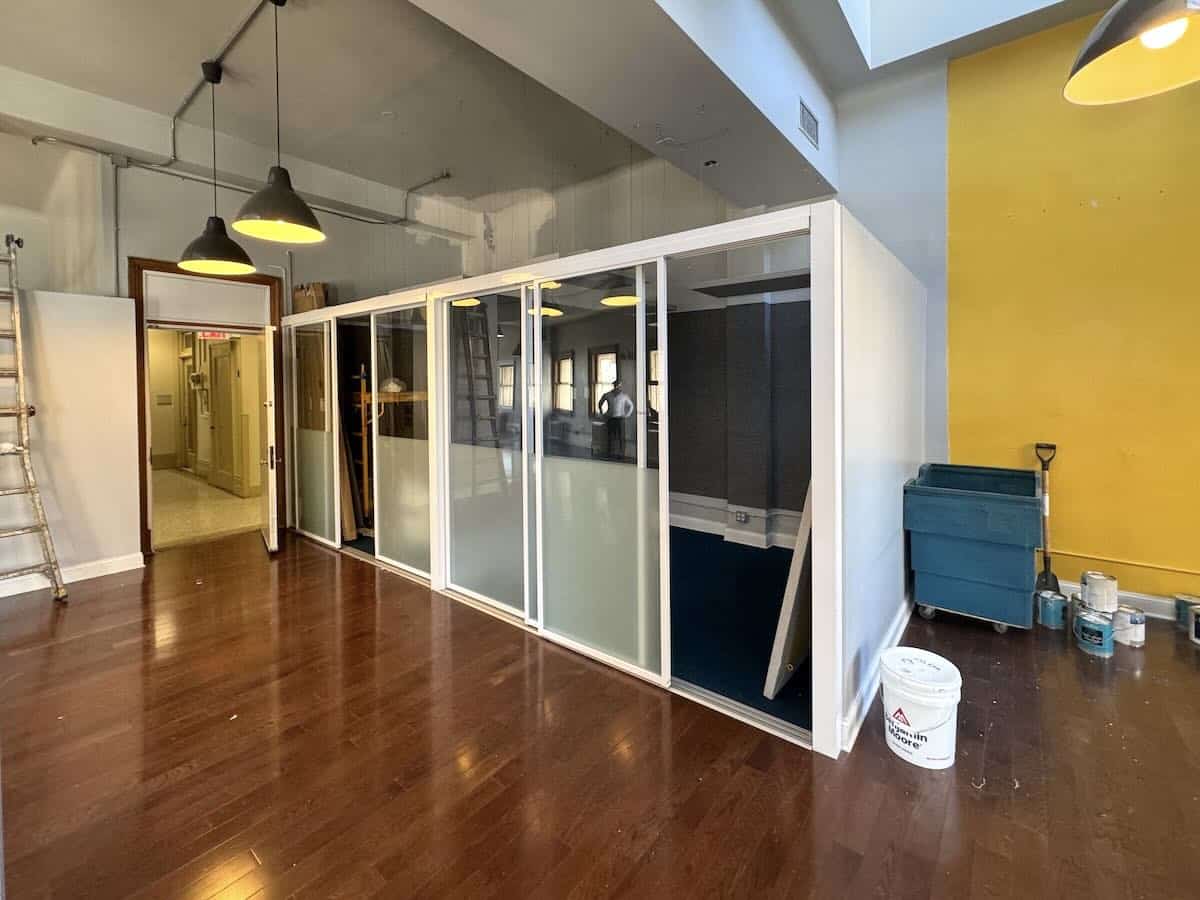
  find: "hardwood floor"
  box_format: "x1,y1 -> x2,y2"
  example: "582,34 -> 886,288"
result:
2,532 -> 1197,898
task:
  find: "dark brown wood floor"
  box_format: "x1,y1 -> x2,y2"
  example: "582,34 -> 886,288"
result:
2,533 -> 1198,898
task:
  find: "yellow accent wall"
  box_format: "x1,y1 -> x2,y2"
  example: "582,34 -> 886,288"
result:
948,15 -> 1200,597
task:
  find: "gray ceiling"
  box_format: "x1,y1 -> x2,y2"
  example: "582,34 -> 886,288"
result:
3,0 -> 646,200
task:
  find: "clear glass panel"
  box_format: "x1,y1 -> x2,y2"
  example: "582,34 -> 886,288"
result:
447,291 -> 525,611
292,322 -> 337,542
539,265 -> 660,674
374,307 -> 431,572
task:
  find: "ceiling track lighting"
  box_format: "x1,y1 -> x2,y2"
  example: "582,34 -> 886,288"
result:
233,0 -> 326,244
179,60 -> 255,276
1065,0 -> 1200,104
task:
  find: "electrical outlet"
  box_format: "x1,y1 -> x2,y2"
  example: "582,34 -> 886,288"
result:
734,510 -> 749,524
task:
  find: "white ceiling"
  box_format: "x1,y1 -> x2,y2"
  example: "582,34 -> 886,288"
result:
1,0 -> 647,200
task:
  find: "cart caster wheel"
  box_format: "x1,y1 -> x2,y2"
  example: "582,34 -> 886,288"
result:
918,605 -> 936,621
993,623 -> 1009,635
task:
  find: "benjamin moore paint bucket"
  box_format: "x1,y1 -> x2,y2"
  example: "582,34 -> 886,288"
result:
1112,605 -> 1146,648
1074,609 -> 1114,658
1080,571 -> 1119,613
880,647 -> 962,770
1037,590 -> 1068,630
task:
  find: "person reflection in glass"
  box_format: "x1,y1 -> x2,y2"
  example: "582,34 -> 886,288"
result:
598,379 -> 634,461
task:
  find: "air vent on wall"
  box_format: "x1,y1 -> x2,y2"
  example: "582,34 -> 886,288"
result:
799,99 -> 819,149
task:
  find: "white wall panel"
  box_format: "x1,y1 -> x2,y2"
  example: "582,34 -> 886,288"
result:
0,292 -> 142,597
838,207 -> 926,746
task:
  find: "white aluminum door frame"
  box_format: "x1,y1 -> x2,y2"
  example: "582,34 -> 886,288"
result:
531,260 -> 669,688
287,321 -> 340,550
280,202 -> 844,758
370,301 -> 434,582
438,287 -> 530,620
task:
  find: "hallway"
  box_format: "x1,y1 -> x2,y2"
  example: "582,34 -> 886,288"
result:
151,468 -> 263,549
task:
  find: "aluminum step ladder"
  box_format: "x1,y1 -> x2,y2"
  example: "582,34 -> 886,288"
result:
454,306 -> 500,447
0,234 -> 66,601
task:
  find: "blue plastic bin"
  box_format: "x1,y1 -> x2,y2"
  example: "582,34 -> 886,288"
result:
903,463 -> 1043,631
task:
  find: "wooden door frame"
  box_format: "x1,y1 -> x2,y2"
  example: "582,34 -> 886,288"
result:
129,257 -> 286,555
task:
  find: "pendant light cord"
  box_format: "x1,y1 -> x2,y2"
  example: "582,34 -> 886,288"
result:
210,82 -> 218,216
274,2 -> 281,167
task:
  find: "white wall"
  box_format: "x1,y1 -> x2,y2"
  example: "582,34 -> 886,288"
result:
0,132 -> 105,295
836,61 -> 948,461
869,0 -> 1061,65
655,0 -> 840,187
838,209 -> 926,749
0,291 -> 142,597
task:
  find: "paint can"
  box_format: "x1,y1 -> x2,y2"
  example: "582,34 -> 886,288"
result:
1080,571 -> 1119,613
1190,604 -> 1200,649
1112,605 -> 1146,648
1176,594 -> 1200,631
880,647 -> 962,770
1074,608 -> 1114,658
1037,590 -> 1068,630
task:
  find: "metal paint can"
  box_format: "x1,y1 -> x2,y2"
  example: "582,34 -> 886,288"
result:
1074,609 -> 1114,658
1080,571 -> 1119,613
1176,594 -> 1200,631
1190,604 -> 1200,649
1037,590 -> 1068,630
1112,605 -> 1146,648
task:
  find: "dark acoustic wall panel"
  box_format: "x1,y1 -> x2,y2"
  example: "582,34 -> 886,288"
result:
770,302 -> 812,511
725,304 -> 773,510
666,310 -> 727,498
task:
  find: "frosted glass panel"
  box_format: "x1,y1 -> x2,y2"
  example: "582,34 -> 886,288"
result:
293,323 -> 336,542
447,292 -> 524,611
374,307 -> 430,572
539,265 -> 661,673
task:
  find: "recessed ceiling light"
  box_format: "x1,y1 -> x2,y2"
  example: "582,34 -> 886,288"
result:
703,159 -> 719,168
451,297 -> 481,307
540,281 -> 562,290
527,305 -> 564,317
381,110 -> 396,118
601,294 -> 640,307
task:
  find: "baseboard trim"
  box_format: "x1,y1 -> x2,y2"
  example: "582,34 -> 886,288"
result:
0,552 -> 145,598
841,597 -> 914,753
1058,580 -> 1175,621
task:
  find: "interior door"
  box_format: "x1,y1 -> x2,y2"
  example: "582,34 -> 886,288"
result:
260,326 -> 280,552
209,340 -> 237,493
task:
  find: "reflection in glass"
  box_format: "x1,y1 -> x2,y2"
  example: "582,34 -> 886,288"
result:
447,292 -> 525,611
374,307 -> 430,572
539,265 -> 661,673
293,322 -> 336,542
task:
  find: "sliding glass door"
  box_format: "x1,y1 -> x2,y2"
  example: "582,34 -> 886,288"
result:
444,289 -> 527,613
373,305 -> 431,574
535,264 -> 664,678
291,322 -> 337,544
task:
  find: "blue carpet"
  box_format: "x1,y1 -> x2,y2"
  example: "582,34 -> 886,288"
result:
670,527 -> 812,730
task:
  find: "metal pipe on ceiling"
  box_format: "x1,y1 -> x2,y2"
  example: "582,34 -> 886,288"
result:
153,0 -> 273,169
30,135 -> 454,229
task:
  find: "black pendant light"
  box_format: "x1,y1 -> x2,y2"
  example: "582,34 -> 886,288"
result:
179,61 -> 255,276
1065,0 -> 1200,105
233,0 -> 325,244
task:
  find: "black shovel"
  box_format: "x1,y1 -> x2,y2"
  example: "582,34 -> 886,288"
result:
1035,442 -> 1059,593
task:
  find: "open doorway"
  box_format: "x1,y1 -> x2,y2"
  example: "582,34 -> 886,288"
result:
667,234 -> 813,733
146,327 -> 269,550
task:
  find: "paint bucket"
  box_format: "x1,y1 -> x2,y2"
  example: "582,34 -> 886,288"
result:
1074,608 -> 1114,658
1080,571 -> 1119,613
1037,590 -> 1068,630
1176,594 -> 1200,631
1112,605 -> 1146,648
880,647 -> 962,770
1190,604 -> 1200,648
